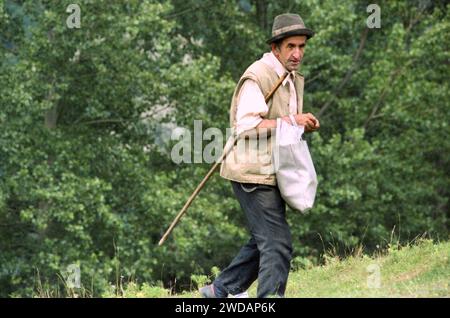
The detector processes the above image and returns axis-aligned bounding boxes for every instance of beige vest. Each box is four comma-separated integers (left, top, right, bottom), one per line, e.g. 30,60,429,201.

220,60,304,185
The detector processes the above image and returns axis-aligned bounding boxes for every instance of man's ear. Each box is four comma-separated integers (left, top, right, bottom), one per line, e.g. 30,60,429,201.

271,43,279,55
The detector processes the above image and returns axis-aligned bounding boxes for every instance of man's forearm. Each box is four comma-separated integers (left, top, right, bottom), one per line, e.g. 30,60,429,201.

256,113,319,133
242,116,291,138
256,116,291,130
240,114,318,138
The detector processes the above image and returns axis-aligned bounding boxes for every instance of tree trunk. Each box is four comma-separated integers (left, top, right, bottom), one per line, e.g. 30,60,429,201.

254,0,269,33
45,105,59,129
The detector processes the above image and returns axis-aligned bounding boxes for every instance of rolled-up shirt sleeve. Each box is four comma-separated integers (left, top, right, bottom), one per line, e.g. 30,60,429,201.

235,79,268,136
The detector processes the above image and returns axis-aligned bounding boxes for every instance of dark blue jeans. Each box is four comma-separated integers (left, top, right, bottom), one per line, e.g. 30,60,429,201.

213,181,293,298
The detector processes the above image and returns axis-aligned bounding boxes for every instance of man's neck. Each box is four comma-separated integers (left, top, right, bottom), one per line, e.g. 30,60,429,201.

264,52,289,77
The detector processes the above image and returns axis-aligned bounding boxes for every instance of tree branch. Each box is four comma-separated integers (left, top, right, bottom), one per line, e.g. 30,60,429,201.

80,118,129,125
363,61,414,129
317,27,369,117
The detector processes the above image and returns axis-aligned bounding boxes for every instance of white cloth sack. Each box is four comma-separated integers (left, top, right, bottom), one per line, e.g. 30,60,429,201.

273,114,318,213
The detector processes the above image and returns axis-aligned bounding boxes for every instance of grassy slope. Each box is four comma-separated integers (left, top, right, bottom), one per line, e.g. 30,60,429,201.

282,240,449,297
70,239,448,298
169,239,449,298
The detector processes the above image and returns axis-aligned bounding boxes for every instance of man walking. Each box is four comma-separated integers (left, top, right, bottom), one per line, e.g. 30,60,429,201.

200,13,320,298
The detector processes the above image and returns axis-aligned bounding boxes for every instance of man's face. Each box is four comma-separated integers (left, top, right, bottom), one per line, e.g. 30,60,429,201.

272,35,307,71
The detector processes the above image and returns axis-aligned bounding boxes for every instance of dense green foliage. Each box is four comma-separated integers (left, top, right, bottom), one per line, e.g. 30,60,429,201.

0,0,448,297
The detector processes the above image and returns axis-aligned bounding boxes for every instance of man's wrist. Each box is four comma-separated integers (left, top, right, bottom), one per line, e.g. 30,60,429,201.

281,115,293,125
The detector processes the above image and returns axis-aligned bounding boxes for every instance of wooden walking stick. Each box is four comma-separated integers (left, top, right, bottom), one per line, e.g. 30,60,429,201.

158,72,289,246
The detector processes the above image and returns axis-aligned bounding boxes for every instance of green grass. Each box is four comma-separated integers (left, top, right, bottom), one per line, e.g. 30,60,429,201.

120,239,450,298
282,239,449,297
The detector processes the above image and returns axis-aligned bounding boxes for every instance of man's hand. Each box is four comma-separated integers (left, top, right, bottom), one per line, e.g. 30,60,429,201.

293,113,320,132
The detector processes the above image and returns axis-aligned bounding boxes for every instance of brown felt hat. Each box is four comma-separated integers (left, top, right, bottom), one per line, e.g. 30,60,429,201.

267,13,314,44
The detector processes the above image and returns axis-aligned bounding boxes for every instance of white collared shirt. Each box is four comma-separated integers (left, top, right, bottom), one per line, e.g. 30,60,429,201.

235,52,297,135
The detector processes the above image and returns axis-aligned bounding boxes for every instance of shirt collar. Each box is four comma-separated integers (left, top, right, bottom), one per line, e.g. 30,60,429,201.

261,52,296,86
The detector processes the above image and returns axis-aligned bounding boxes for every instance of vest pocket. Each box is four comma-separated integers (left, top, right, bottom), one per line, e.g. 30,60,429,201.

240,183,258,193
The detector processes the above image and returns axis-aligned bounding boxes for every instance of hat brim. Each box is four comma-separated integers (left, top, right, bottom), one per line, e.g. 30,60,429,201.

266,28,314,44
